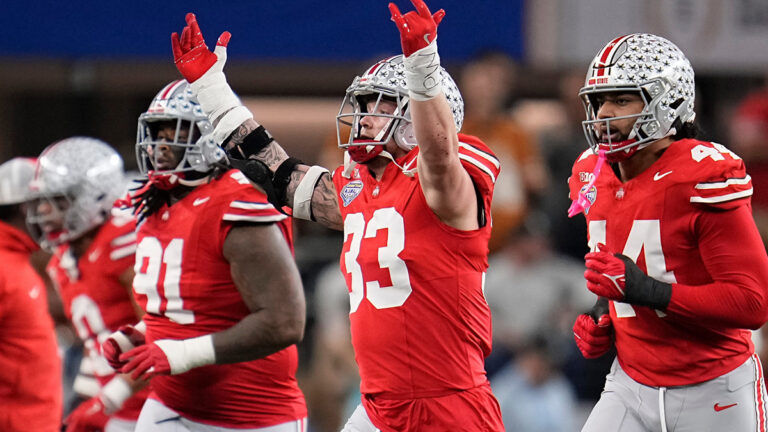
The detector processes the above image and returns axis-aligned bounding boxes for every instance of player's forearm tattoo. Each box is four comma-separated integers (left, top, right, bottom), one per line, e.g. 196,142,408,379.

285,166,306,205
228,119,259,147
285,166,342,230
310,174,344,231
254,145,289,172
216,112,341,229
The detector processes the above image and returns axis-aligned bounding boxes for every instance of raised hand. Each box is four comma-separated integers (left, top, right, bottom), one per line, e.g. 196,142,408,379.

170,13,253,144
102,323,147,371
573,313,613,359
388,0,445,57
171,13,231,84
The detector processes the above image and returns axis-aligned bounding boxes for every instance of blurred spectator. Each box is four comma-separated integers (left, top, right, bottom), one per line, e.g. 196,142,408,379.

0,158,62,432
483,215,594,373
730,88,768,240
490,334,579,432
482,213,609,424
537,68,591,260
459,50,549,252
729,87,768,370
301,263,360,432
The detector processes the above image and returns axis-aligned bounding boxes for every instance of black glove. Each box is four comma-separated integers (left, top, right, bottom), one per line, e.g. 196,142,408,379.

584,247,672,310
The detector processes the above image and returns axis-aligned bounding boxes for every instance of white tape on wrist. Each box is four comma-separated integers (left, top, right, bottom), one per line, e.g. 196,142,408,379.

293,165,330,220
108,320,146,352
99,376,133,414
213,106,254,144
403,40,442,101
155,335,216,375
134,320,146,334
109,330,134,353
194,79,245,122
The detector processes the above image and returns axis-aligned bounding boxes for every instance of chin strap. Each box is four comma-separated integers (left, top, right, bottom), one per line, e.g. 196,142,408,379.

342,151,357,179
176,175,211,187
342,148,418,179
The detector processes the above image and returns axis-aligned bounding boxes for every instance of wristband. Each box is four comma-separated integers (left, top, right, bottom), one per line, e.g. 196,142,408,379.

155,335,216,375
99,376,133,414
403,40,442,101
293,165,330,221
272,157,302,207
109,321,146,352
134,321,146,334
109,330,135,353
618,255,673,310
228,125,274,159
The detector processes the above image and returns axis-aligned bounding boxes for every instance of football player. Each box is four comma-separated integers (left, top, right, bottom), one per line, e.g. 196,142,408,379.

27,138,150,432
113,80,307,431
569,33,768,431
0,158,62,432
169,0,504,430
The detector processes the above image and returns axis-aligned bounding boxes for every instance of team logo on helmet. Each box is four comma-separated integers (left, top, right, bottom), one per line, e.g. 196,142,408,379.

136,80,223,184
27,137,126,250
579,33,695,161
336,55,463,162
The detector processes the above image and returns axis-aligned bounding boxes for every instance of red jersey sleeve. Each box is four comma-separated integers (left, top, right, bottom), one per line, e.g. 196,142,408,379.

687,141,753,210
457,134,500,224
96,215,137,277
457,134,500,197
216,170,288,248
667,197,768,329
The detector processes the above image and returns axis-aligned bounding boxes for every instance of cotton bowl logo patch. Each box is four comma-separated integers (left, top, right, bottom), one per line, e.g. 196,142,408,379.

579,184,597,214
340,180,364,207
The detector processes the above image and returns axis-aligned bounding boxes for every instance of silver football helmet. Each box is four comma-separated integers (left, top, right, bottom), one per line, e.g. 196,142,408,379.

27,137,126,249
136,80,223,179
579,33,696,161
0,157,36,205
336,55,464,163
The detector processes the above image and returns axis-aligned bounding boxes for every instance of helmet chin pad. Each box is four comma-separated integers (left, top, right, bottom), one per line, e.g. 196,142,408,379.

347,140,385,163
148,172,180,190
599,138,639,162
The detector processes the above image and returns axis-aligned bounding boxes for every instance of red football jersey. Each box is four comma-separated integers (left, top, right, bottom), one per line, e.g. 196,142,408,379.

569,138,760,386
133,169,305,428
0,222,62,432
333,134,499,399
47,213,148,420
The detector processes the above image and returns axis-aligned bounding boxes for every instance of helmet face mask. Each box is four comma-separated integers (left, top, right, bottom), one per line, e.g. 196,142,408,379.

26,194,71,247
336,55,464,163
27,137,126,250
337,89,409,163
136,80,222,179
579,34,696,161
580,87,659,162
137,116,201,174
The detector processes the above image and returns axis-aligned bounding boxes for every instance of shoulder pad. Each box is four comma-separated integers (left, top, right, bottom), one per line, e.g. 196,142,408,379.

569,149,599,200
679,140,752,209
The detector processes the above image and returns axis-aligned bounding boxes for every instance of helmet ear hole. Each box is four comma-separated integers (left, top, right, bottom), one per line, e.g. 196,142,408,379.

394,121,417,151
